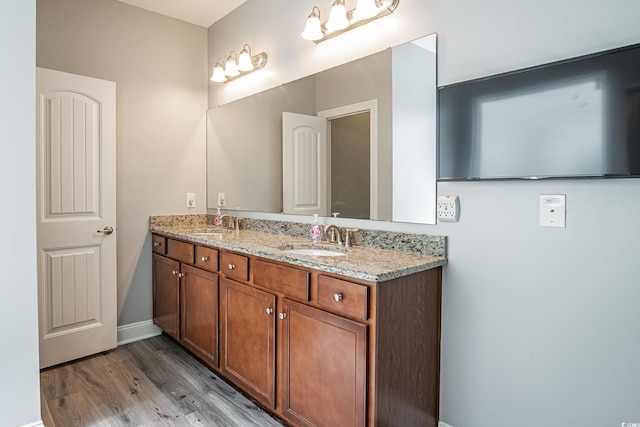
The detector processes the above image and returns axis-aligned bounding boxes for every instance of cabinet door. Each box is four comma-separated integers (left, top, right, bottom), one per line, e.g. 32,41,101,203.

220,277,276,408
181,264,218,368
152,254,180,340
282,299,367,427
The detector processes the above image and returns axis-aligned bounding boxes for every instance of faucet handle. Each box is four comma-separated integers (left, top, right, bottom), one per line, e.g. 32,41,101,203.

344,228,359,247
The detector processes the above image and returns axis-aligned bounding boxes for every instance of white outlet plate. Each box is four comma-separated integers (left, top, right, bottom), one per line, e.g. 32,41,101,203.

539,194,566,227
217,192,226,207
437,195,460,222
186,192,195,208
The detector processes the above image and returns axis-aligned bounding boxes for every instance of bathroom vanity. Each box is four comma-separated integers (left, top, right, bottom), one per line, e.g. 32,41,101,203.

150,216,446,427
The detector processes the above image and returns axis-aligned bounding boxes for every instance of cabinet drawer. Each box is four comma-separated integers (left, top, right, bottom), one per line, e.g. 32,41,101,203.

195,245,219,272
253,260,310,301
220,251,249,281
152,235,166,255
167,239,194,264
317,275,368,320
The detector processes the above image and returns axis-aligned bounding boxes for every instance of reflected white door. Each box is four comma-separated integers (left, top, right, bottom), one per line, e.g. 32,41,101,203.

36,67,117,369
282,112,327,216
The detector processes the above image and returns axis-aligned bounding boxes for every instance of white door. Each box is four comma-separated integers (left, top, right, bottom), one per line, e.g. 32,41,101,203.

36,67,117,369
282,112,328,216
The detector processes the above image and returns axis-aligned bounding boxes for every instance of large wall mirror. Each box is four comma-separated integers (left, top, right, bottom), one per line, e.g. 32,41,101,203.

207,33,437,224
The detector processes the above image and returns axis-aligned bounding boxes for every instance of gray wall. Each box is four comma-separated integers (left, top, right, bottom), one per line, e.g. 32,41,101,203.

0,1,41,426
207,77,316,212
37,0,208,326
209,1,640,426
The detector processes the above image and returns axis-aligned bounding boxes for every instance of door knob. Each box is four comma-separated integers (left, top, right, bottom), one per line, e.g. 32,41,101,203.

97,226,114,235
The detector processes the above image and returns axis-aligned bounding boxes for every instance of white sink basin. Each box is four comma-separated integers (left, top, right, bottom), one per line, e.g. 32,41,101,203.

283,248,346,257
280,244,346,257
191,228,232,236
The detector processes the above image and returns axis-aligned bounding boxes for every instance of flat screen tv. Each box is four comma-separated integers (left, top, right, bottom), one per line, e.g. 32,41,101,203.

437,43,640,180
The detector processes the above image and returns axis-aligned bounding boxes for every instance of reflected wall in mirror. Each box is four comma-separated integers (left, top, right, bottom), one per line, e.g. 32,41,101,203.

207,33,437,224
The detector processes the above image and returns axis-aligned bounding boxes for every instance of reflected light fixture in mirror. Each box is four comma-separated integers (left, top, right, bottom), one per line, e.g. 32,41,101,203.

210,44,268,83
301,0,399,43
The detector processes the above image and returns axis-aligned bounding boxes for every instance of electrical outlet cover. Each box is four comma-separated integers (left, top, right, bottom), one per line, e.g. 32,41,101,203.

437,195,460,222
539,194,566,227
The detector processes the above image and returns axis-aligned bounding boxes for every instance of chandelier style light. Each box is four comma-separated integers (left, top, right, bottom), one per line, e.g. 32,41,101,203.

301,0,399,43
210,44,267,83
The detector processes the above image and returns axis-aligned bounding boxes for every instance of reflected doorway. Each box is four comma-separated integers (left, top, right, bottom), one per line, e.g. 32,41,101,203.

329,113,370,219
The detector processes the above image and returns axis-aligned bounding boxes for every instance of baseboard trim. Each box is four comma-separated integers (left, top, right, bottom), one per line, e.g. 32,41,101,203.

117,320,162,345
439,422,454,427
22,421,44,427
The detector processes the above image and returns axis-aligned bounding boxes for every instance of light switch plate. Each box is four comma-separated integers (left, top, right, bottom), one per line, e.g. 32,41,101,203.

186,193,196,208
539,194,565,227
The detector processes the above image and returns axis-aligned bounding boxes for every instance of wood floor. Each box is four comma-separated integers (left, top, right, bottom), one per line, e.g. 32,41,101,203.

40,334,285,427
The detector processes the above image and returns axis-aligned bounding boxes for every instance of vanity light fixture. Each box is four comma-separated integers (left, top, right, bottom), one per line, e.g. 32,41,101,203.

210,44,268,83
301,0,399,43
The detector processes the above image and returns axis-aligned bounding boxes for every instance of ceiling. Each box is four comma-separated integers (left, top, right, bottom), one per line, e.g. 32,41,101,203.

116,0,247,28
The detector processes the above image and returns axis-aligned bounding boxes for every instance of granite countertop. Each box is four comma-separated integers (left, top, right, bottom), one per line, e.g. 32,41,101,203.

150,224,447,282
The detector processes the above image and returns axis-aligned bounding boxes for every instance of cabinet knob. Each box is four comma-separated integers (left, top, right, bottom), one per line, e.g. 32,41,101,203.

178,273,185,278
201,256,209,262
333,293,343,302
278,312,287,320
153,242,161,247
228,263,235,270
172,270,178,275
265,308,274,315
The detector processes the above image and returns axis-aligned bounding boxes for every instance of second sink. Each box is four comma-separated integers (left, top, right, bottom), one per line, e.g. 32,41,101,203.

279,243,347,257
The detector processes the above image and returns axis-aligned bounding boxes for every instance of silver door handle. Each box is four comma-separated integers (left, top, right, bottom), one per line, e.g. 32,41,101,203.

97,226,114,235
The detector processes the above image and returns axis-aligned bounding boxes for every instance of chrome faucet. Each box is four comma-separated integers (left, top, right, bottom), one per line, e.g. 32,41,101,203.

323,224,343,245
218,214,238,229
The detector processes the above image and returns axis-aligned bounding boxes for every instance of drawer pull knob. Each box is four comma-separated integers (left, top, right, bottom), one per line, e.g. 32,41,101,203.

153,242,161,247
333,293,343,302
201,256,209,262
178,273,185,278
278,312,287,320
265,308,274,315
228,264,235,270
172,270,178,275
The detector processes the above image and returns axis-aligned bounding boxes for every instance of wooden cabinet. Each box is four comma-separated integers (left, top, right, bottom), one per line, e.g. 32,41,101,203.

153,239,218,369
151,233,442,427
152,254,180,340
219,277,276,408
282,299,367,427
180,264,218,367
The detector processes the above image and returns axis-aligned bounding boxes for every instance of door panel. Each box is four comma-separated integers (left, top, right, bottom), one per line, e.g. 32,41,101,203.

220,277,276,408
283,112,327,216
44,247,100,333
153,254,180,341
283,299,367,427
37,67,117,368
181,264,218,368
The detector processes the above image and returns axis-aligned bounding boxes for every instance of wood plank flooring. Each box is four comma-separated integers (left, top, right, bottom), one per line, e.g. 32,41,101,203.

40,334,285,427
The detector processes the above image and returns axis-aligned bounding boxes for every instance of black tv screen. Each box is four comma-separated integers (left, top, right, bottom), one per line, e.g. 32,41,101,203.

438,43,640,180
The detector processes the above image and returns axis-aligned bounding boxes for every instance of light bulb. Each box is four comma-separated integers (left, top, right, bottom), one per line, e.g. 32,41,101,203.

353,0,380,20
326,0,349,31
301,7,323,41
210,61,226,82
224,53,239,77
237,45,253,72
